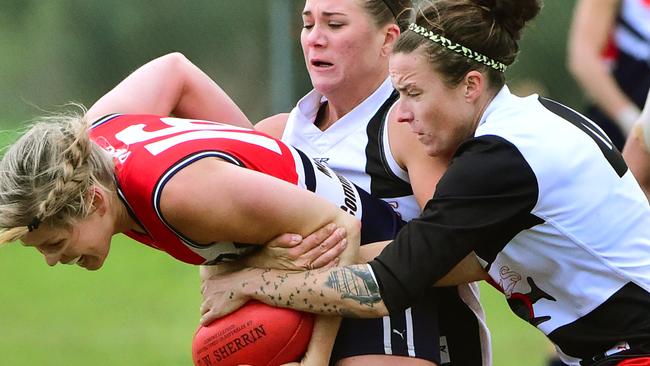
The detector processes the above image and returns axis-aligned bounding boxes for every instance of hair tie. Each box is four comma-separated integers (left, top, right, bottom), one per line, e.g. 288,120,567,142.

27,216,41,232
407,23,507,73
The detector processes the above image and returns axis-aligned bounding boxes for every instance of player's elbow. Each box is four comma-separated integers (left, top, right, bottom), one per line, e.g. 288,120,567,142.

566,51,585,82
157,52,190,67
154,52,194,84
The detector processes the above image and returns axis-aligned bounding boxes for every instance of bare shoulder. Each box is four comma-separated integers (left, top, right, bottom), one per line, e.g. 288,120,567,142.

157,158,231,241
255,113,289,138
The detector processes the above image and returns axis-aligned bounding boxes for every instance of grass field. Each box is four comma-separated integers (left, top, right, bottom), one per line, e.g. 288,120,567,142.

0,234,553,365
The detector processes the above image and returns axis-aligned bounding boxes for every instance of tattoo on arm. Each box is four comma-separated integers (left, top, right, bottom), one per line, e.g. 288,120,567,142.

249,265,384,317
324,265,382,306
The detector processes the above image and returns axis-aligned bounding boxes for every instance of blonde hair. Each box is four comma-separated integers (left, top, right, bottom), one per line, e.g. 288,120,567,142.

0,106,115,244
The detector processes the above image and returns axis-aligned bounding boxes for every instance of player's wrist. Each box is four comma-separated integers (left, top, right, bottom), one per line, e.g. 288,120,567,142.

239,267,266,301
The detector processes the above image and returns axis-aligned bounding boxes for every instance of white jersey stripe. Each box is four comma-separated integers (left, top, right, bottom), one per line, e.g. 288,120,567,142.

405,307,415,357
383,316,393,355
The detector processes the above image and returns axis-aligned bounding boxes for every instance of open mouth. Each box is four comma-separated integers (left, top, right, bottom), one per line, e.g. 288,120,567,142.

62,256,82,265
311,59,333,68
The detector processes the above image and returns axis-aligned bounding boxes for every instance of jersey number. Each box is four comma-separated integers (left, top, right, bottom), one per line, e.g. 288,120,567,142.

114,117,282,155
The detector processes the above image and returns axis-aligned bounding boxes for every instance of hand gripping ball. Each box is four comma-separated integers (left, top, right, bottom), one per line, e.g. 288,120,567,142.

192,301,314,366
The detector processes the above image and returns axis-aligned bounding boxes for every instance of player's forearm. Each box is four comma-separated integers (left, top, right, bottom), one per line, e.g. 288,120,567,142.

241,265,389,319
303,316,341,366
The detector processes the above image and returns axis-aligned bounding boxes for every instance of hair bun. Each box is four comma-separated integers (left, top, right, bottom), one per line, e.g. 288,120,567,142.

476,0,542,40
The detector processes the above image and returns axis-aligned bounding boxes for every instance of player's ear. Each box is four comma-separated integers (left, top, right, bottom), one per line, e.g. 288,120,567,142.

463,70,485,103
88,185,108,216
381,23,400,57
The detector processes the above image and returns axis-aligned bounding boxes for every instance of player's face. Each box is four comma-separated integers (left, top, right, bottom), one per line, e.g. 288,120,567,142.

390,50,478,157
301,0,390,96
21,209,114,271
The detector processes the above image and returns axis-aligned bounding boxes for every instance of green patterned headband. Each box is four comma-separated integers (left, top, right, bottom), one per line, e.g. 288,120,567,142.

407,23,507,73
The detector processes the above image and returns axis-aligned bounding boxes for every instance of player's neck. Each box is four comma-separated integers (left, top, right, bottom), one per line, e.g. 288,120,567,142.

316,76,387,130
112,194,146,235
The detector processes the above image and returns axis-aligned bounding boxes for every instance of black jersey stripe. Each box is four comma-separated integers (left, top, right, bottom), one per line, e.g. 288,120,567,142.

618,15,649,44
364,90,414,197
539,97,628,177
296,148,317,192
90,113,121,129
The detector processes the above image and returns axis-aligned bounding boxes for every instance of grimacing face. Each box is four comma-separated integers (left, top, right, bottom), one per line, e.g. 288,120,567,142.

389,50,479,157
21,208,114,271
301,0,392,96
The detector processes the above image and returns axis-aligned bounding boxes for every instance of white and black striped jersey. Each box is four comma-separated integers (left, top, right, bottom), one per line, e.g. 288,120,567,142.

282,77,420,221
609,0,650,109
370,86,650,366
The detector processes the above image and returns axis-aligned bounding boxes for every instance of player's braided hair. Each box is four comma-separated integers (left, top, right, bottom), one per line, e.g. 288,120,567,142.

0,105,115,244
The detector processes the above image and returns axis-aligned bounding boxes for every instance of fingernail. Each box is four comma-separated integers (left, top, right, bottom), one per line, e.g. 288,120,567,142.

291,234,302,243
341,239,347,248
335,228,346,237
327,223,337,231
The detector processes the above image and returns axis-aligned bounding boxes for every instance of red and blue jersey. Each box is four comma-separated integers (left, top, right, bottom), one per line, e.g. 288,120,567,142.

90,114,403,265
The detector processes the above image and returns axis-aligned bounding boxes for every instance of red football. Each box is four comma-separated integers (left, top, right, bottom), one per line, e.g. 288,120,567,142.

192,301,314,366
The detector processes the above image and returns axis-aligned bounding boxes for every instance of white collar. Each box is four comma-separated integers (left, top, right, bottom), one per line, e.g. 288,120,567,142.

294,77,394,129
478,85,520,127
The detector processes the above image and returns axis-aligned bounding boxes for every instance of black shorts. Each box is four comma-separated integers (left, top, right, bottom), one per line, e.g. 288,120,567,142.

330,286,484,365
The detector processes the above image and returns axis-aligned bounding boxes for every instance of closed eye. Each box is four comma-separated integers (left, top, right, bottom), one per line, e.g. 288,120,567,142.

39,240,64,254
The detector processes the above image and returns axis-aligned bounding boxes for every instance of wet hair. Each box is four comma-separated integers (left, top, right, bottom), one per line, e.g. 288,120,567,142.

393,0,542,88
0,106,115,244
363,0,414,31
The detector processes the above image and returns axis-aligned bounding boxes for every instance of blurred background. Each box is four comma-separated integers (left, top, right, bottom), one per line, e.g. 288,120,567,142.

0,0,579,365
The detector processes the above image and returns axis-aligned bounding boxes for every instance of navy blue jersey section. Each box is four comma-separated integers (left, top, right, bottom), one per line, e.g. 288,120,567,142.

355,183,406,244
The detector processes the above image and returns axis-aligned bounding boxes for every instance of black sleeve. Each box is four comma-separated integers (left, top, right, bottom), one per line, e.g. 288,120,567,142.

369,135,543,314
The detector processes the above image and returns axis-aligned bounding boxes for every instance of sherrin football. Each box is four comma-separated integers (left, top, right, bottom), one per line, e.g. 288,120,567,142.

192,301,314,366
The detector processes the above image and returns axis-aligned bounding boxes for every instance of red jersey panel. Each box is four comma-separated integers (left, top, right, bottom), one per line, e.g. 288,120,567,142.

89,114,404,265
89,114,302,264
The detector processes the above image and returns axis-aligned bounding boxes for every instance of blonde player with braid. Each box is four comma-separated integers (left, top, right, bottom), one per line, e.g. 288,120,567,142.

0,104,416,365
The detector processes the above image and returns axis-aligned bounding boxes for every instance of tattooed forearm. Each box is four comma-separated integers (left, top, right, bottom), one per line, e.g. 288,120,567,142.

245,265,388,318
324,265,382,306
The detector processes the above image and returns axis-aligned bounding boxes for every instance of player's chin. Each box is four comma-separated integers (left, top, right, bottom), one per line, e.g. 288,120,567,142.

80,256,104,271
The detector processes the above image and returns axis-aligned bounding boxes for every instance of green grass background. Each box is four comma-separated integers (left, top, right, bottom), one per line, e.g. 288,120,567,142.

0,234,553,366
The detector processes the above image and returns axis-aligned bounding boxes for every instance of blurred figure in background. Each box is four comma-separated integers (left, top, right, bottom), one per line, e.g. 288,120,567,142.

567,0,650,151
623,89,650,199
